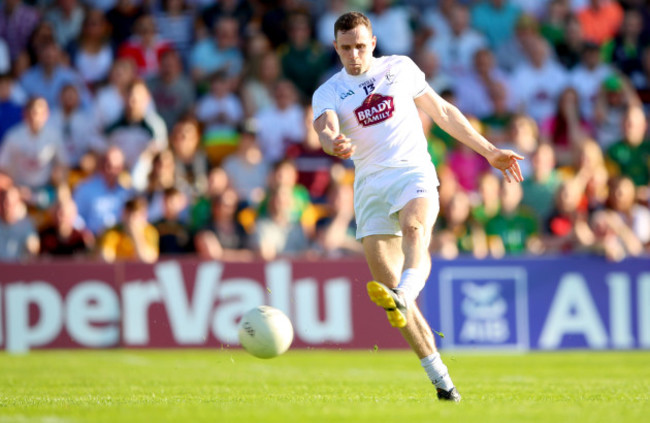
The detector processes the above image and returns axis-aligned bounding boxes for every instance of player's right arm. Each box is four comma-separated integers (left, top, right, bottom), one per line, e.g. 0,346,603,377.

313,110,355,160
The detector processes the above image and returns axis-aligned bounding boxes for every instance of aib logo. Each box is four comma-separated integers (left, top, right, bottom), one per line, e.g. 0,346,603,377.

354,93,395,127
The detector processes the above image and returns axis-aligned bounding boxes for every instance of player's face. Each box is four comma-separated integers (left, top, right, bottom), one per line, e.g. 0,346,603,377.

334,25,376,76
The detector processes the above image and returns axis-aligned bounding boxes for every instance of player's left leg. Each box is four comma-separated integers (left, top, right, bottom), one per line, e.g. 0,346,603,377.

362,234,460,402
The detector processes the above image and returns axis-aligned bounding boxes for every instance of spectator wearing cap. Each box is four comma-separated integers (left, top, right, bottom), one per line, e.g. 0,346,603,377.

593,73,642,148
471,0,522,50
576,0,623,46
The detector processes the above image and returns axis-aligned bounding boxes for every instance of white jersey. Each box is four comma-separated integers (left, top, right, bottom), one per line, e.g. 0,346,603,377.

312,55,436,182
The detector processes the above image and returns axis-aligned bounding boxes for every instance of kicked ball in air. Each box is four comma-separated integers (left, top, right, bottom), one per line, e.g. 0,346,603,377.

238,306,294,359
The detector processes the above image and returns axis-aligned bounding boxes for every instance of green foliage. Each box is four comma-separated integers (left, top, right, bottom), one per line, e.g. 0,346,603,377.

0,350,648,423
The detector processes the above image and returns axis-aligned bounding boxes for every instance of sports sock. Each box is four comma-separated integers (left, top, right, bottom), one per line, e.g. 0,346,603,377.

396,268,426,304
420,352,454,391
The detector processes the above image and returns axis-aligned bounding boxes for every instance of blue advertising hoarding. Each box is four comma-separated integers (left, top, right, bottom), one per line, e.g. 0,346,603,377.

421,256,650,350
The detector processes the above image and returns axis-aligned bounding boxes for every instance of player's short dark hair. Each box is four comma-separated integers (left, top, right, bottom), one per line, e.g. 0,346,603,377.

334,12,372,38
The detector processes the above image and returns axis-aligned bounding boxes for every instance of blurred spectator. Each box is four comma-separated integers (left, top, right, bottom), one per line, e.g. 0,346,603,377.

94,58,137,130
486,179,541,257
73,146,133,235
153,0,195,61
602,8,648,78
0,184,39,262
512,0,552,19
312,181,363,258
45,0,84,50
196,71,244,163
190,16,243,84
447,137,491,193
543,180,592,253
253,185,309,261
258,158,311,225
471,0,522,50
189,166,230,231
147,48,195,130
117,14,174,78
316,0,348,48
0,97,68,197
194,188,254,261
606,107,650,187
68,9,114,88
105,79,168,188
481,81,516,144
0,0,41,60
587,208,643,261
495,13,539,73
49,84,106,171
143,149,184,223
540,0,572,48
510,36,569,123
106,0,144,49
255,80,306,164
554,15,586,70
570,42,615,121
607,176,650,248
427,4,487,76
39,190,94,257
241,51,282,117
540,87,593,165
501,114,539,177
222,124,269,208
471,172,501,226
98,196,159,263
201,0,253,36
0,73,23,142
169,117,209,198
630,45,650,109
285,104,341,202
576,0,624,45
19,40,92,110
454,48,511,119
415,49,453,94
278,12,329,99
521,144,562,224
366,0,414,55
22,20,56,71
422,0,456,41
593,74,642,148
432,190,488,259
153,186,193,255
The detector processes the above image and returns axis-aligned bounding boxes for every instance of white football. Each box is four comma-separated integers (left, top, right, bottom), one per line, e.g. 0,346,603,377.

238,306,294,359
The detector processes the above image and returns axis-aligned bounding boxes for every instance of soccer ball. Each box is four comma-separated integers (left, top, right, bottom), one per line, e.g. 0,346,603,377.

238,306,294,359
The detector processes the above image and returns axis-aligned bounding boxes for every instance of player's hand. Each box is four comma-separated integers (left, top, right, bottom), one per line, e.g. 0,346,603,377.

332,134,355,159
487,149,524,183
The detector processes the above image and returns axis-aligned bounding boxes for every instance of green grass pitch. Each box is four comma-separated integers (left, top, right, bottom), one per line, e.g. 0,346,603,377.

0,349,648,423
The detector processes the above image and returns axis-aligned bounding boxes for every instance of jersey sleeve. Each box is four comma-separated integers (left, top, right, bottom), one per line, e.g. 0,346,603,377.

401,56,429,98
312,84,336,122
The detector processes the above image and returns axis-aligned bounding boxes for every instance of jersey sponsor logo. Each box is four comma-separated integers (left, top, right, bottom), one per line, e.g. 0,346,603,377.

339,89,355,100
385,68,396,84
354,93,395,127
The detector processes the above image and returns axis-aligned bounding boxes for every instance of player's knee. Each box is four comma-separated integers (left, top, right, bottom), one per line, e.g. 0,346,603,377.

402,220,426,241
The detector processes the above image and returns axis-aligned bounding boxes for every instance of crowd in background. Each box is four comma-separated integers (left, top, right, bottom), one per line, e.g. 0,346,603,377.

0,0,649,264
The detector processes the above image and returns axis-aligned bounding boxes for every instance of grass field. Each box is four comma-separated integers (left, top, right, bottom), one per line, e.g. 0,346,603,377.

0,349,648,423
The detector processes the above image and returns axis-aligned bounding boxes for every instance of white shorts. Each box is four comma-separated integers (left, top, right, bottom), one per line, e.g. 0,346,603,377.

354,164,440,240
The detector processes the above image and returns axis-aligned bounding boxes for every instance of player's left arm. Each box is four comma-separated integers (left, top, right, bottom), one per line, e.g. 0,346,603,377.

414,87,524,182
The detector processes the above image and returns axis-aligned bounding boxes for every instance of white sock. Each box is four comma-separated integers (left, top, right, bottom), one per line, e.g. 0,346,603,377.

396,268,426,304
420,352,454,391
